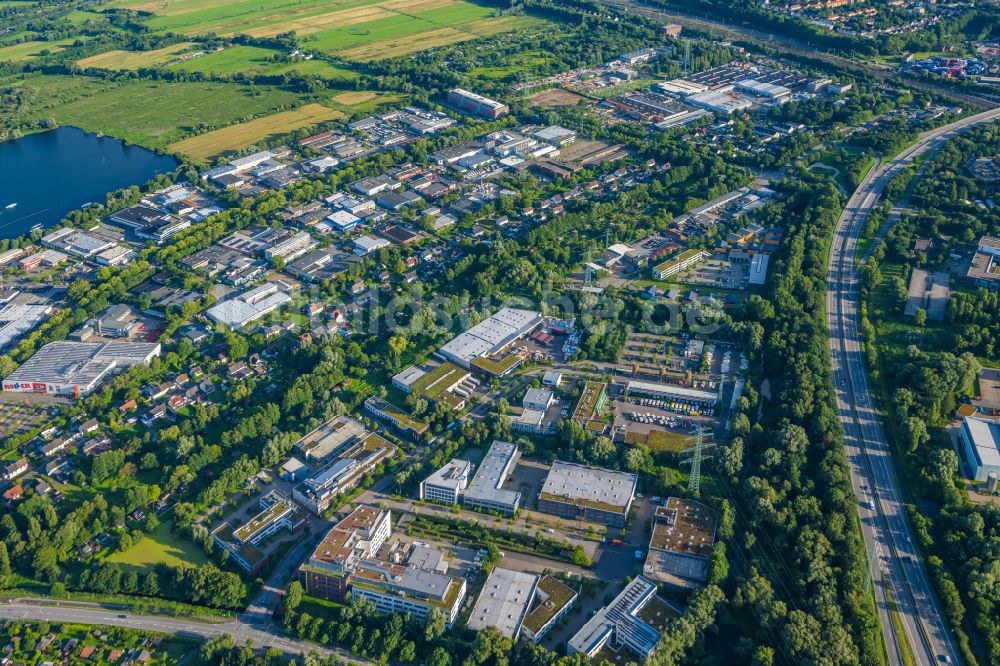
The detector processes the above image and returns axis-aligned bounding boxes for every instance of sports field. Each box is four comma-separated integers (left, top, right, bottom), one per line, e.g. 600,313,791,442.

107,520,210,573
167,102,343,160
110,0,546,61
9,75,301,148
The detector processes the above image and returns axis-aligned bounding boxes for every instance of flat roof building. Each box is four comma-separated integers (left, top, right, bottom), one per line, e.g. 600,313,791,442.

538,461,637,527
2,341,161,397
685,89,753,115
205,283,291,329
523,387,554,411
211,491,304,574
568,576,661,659
299,505,392,600
468,568,539,639
463,440,521,515
967,236,1000,289
0,302,53,352
643,498,717,588
293,434,396,515
295,415,369,462
960,416,1000,482
625,380,718,406
447,89,510,119
520,575,578,643
439,308,541,368
420,459,473,505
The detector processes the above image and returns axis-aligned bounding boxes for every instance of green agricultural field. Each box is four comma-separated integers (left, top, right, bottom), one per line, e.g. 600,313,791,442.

110,0,548,61
107,520,210,573
0,38,79,62
168,45,358,80
8,74,301,149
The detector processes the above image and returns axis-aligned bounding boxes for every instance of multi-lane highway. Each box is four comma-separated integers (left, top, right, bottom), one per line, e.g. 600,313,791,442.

827,107,1000,665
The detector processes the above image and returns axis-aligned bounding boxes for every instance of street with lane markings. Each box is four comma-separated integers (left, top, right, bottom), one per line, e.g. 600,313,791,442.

826,106,1000,665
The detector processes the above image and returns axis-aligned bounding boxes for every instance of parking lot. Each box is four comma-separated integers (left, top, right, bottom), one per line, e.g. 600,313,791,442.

0,400,57,442
684,258,747,289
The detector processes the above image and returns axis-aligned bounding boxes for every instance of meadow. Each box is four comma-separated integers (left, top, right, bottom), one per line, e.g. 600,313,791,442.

76,42,197,69
107,520,210,573
166,102,343,160
0,38,79,62
167,46,359,80
79,43,359,80
7,75,302,148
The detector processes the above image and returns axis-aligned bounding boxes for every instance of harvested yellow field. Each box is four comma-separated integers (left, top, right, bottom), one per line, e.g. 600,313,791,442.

239,5,395,38
167,103,343,161
338,26,466,61
77,42,195,69
331,91,377,106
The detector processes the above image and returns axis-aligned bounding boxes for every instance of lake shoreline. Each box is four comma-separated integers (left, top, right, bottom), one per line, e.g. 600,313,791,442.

0,127,178,240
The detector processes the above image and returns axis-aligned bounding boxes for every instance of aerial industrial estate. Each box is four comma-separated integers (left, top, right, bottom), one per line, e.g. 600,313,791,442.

3,0,1000,664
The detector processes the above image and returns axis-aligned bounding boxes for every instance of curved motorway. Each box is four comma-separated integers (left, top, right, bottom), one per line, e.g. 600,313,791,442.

827,107,1000,665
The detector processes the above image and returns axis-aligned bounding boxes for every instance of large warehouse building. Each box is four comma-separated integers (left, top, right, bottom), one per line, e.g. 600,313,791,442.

959,416,1000,482
2,341,161,397
438,308,541,368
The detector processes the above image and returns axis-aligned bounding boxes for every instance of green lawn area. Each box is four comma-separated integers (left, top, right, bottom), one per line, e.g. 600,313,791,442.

169,45,358,80
871,262,958,354
6,74,302,148
107,520,210,573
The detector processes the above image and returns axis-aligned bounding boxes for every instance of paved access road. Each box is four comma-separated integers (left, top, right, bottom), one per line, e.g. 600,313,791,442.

827,107,1000,665
0,598,369,663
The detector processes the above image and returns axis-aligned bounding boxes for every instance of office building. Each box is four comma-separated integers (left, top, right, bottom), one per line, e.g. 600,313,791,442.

2,341,160,397
652,249,709,280
293,430,397,514
511,408,545,433
520,576,578,643
523,388,554,411
447,89,509,119
568,577,662,659
462,440,521,515
537,461,637,527
643,498,717,587
300,505,392,600
468,568,539,639
967,236,1000,290
420,459,473,504
351,563,467,626
211,491,304,574
300,504,467,625
95,304,142,339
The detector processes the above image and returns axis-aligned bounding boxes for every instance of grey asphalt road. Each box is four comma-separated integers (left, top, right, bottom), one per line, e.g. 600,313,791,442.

0,599,369,663
826,107,1000,666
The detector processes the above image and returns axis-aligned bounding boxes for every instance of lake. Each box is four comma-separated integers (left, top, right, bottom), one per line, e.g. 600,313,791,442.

0,127,178,239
